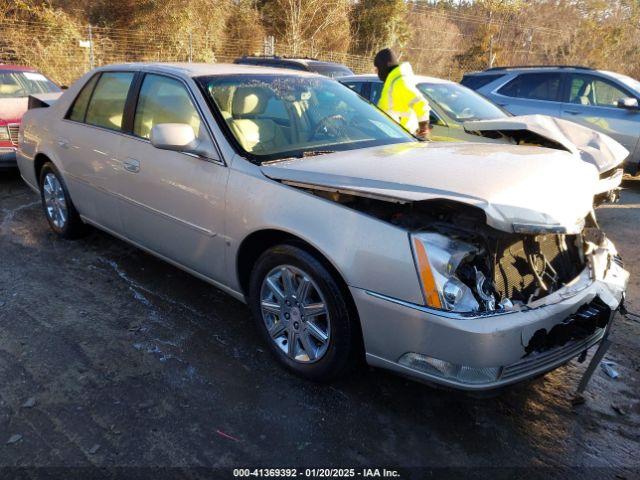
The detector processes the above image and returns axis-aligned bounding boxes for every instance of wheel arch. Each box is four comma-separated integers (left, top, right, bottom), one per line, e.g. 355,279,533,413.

34,152,52,186
236,228,365,358
236,229,347,297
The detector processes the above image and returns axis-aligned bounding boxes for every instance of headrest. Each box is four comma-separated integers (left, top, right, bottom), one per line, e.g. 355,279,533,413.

232,86,272,116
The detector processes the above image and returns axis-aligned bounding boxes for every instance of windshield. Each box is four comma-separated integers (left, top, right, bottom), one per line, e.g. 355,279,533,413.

0,71,60,98
199,75,414,162
417,82,506,122
309,64,354,78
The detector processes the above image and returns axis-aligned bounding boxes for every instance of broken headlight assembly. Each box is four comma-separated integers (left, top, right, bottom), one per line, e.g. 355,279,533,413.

411,232,498,313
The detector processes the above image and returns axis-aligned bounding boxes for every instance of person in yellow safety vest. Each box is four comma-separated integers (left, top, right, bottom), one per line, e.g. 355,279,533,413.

374,48,431,139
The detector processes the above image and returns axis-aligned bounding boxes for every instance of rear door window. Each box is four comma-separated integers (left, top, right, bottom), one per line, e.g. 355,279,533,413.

85,72,135,131
498,73,562,102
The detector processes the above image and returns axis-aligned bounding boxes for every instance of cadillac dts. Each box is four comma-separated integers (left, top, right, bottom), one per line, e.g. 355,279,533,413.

16,63,629,390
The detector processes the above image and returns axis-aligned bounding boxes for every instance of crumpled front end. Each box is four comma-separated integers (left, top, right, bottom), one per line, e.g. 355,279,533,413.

464,114,628,203
354,223,628,390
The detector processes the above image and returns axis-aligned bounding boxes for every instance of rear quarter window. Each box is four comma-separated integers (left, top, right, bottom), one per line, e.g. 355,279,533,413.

67,74,99,122
460,74,505,90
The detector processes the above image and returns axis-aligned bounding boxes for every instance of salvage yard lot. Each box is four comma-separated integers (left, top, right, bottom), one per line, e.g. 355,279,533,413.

0,170,639,475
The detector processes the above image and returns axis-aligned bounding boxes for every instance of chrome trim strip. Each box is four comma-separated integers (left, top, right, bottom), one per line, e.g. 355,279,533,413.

364,290,515,320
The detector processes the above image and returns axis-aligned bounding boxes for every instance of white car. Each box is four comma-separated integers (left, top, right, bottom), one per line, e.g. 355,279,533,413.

16,63,628,390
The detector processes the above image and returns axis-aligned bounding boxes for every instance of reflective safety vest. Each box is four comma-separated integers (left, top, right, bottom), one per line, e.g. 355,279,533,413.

377,62,430,134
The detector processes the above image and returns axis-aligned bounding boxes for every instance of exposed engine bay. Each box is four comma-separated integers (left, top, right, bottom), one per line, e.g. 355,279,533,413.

289,184,601,312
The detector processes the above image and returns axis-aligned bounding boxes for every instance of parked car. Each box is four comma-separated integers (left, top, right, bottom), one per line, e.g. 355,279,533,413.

0,65,61,169
17,63,628,391
234,55,353,78
339,73,509,142
461,66,640,175
341,73,626,204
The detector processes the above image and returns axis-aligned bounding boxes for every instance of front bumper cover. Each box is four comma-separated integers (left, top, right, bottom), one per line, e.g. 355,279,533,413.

353,242,628,391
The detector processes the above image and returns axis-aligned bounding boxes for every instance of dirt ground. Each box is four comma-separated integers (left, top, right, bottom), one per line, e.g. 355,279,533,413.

0,170,638,479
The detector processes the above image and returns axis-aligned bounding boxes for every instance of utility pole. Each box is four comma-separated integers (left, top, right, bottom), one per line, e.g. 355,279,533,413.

488,34,494,69
88,25,95,69
188,32,193,63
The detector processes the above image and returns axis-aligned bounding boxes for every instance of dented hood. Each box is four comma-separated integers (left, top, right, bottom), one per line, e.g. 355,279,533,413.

261,142,598,234
463,114,628,173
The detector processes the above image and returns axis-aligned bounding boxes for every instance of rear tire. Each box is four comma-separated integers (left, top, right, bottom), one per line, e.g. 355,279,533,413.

39,162,87,239
249,244,359,382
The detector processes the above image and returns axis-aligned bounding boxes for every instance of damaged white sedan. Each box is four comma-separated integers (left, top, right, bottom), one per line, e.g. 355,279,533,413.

17,63,629,390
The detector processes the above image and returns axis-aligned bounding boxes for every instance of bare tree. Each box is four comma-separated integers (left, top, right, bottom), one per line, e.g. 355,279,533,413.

264,0,351,56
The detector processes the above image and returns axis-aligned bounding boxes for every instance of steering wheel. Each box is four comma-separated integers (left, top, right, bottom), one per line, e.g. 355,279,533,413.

310,114,348,141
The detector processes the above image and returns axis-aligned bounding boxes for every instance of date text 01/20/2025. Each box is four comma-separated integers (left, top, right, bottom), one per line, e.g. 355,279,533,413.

233,468,401,477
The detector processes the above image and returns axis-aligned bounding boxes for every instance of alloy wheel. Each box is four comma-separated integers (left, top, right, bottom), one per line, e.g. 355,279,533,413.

42,172,68,229
260,265,331,363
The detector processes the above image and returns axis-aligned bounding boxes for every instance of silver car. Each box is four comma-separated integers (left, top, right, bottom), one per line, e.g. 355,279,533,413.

461,66,640,175
16,63,628,391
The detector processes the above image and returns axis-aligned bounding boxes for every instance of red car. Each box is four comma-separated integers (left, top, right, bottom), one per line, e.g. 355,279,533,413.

1,65,60,169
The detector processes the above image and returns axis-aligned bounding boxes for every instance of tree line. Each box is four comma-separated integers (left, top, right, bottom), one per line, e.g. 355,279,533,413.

1,0,639,82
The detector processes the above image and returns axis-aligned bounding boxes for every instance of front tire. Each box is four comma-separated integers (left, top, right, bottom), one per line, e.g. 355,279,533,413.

39,162,86,239
249,244,359,382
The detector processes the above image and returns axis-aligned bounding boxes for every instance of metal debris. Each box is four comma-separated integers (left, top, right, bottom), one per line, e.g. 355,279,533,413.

22,397,36,408
601,360,620,379
6,434,22,445
88,444,101,454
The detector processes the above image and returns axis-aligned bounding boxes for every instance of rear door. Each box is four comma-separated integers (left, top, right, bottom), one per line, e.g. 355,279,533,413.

115,72,229,281
492,72,563,117
57,71,136,232
560,73,640,154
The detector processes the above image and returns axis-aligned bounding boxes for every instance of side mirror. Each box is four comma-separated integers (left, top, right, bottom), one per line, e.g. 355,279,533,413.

617,97,639,109
150,123,197,152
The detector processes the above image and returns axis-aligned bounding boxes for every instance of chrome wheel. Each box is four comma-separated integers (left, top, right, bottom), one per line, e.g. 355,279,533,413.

42,172,68,229
260,265,331,363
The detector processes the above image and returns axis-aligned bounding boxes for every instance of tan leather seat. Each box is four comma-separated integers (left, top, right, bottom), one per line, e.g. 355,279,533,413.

228,87,288,153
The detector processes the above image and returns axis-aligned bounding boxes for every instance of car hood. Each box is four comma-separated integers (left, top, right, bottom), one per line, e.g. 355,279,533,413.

463,114,629,173
260,142,598,234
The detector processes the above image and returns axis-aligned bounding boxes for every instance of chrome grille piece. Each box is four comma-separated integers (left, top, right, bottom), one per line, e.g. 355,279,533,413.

7,123,19,146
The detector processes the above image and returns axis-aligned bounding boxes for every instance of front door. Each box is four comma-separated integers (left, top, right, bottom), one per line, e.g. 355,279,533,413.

560,73,640,154
115,73,228,281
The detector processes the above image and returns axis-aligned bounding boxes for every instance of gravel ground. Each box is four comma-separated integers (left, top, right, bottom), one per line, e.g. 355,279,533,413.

0,170,638,479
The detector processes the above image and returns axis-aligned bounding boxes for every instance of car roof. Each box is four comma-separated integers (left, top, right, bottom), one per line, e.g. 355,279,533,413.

465,65,595,76
0,64,37,72
338,73,454,85
94,62,322,78
236,56,347,68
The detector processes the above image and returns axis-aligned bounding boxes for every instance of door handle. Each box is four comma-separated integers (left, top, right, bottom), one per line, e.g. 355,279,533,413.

564,109,581,115
123,158,140,173
57,137,70,149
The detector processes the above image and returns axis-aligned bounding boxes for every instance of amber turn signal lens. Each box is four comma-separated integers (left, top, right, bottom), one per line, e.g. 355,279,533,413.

413,238,442,308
